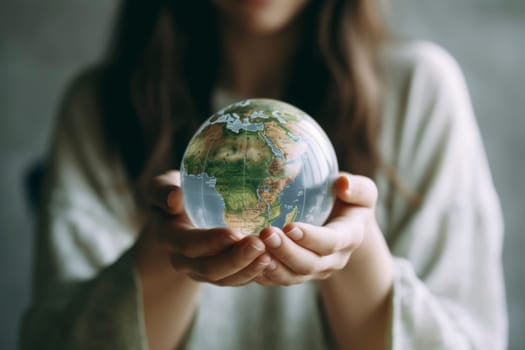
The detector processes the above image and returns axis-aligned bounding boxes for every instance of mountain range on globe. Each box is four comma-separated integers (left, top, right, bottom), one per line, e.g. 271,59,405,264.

181,99,338,236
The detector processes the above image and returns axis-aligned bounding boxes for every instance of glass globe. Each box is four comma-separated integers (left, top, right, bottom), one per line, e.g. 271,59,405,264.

181,99,338,236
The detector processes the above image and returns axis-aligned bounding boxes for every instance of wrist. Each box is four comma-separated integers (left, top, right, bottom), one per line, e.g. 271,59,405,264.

318,219,393,349
320,218,392,300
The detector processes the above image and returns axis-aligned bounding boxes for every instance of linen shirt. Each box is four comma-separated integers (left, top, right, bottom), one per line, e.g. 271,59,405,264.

20,41,507,349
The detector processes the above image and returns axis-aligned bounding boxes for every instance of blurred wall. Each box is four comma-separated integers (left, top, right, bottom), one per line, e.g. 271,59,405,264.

0,0,523,349
0,1,119,349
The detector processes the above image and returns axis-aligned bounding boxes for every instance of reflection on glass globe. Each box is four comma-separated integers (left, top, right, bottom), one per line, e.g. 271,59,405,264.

181,99,339,236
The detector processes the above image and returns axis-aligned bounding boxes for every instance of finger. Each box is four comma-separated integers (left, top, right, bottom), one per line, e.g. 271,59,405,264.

148,171,183,214
259,227,339,276
282,208,366,256
213,254,272,286
161,222,244,258
254,275,278,287
261,258,311,286
335,172,378,208
170,235,266,282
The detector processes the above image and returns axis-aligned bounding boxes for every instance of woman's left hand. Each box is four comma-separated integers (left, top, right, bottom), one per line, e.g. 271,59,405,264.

255,172,378,286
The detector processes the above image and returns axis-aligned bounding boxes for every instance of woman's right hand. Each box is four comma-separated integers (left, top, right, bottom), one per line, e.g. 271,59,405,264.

135,170,272,287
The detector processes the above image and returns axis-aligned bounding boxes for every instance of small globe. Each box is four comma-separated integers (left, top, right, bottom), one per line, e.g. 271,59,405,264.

181,99,339,236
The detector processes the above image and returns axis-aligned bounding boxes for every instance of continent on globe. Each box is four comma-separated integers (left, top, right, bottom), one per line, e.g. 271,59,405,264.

181,99,338,236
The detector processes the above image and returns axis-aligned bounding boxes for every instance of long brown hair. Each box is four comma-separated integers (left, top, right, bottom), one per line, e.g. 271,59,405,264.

100,0,388,193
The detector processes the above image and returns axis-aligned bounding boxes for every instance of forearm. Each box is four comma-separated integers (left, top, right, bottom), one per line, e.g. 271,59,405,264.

135,230,200,350
319,220,393,350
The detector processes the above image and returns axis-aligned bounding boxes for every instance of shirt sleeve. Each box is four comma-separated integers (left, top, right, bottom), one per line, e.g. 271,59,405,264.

380,42,507,350
20,71,148,350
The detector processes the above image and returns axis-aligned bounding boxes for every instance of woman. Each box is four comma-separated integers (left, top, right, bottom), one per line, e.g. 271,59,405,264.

21,0,507,349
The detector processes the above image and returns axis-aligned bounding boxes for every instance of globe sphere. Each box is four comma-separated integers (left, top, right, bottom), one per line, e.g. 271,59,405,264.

181,99,338,236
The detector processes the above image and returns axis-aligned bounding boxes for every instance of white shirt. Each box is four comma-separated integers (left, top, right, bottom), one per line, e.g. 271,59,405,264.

21,41,507,349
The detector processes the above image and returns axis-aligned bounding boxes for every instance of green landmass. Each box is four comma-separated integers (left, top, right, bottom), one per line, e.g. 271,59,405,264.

285,206,299,226
184,128,276,215
183,101,305,231
220,187,258,212
269,200,281,222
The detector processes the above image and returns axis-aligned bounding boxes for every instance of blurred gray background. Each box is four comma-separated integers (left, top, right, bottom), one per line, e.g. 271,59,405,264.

0,0,523,349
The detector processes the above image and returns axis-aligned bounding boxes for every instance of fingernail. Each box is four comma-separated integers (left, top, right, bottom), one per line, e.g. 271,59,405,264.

285,227,303,240
228,230,245,242
222,230,243,245
230,230,245,240
266,260,278,271
258,255,271,266
263,232,282,249
223,234,237,245
166,188,179,210
244,240,265,258
345,176,352,195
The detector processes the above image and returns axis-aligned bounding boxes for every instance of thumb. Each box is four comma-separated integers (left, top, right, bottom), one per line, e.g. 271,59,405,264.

148,170,184,214
334,172,378,208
